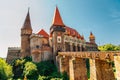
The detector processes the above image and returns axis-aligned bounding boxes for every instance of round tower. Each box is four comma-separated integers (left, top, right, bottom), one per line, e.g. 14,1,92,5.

21,9,32,58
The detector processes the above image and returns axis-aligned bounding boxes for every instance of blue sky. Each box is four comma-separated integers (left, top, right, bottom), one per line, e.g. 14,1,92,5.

0,0,120,58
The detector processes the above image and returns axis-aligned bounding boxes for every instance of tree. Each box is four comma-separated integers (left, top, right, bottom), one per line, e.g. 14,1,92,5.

0,58,13,79
36,60,58,76
98,44,120,51
11,58,25,79
11,56,33,79
23,62,38,79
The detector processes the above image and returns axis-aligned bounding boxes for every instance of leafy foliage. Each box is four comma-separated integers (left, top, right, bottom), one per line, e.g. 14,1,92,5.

36,60,58,76
0,58,13,79
35,60,69,80
98,44,120,51
0,56,69,80
23,62,38,79
11,58,25,79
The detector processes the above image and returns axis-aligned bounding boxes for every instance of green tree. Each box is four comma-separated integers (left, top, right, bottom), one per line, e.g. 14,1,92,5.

36,60,58,76
98,44,120,51
11,56,33,79
0,58,13,79
23,62,38,79
11,58,25,79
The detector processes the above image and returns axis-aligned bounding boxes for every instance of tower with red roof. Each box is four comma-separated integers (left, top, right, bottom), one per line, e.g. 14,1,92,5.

50,6,66,62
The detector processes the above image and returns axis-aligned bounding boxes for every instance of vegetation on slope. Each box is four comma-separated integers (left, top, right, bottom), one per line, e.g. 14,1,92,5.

0,57,69,80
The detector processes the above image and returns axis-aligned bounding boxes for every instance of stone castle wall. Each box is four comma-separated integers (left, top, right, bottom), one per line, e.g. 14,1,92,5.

6,47,21,63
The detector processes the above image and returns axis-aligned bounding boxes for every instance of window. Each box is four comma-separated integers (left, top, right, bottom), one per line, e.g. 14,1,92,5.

36,45,39,49
57,36,61,43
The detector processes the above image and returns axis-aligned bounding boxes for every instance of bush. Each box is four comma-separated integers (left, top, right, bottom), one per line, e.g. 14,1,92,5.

0,58,13,79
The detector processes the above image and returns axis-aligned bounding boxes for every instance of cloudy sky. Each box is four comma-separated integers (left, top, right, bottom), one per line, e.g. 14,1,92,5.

0,0,120,58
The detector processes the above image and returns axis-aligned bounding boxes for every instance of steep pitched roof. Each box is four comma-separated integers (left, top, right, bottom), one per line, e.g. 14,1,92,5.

22,9,32,30
37,29,49,38
52,6,64,26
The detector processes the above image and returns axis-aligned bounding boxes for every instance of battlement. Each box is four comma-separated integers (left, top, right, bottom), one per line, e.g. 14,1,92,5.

30,33,44,38
8,47,21,50
7,47,21,63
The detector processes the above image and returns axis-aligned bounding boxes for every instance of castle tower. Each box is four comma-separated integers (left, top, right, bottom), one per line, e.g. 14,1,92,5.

21,9,32,58
50,6,65,62
89,32,95,44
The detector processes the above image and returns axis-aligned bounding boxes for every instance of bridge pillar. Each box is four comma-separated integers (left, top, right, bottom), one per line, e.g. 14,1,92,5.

114,56,120,80
90,59,97,80
58,56,69,75
74,58,88,80
94,60,115,80
69,57,75,80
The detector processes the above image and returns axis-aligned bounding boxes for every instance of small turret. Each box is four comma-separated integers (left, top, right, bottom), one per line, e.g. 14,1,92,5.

89,32,95,44
21,9,32,58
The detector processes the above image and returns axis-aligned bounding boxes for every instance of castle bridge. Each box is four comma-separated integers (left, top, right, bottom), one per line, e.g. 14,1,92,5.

57,51,120,80
58,51,120,61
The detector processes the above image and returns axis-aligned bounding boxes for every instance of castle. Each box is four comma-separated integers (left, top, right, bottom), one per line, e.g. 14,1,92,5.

6,7,98,63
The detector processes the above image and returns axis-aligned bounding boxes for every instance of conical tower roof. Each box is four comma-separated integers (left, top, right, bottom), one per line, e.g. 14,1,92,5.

22,9,32,30
52,6,64,26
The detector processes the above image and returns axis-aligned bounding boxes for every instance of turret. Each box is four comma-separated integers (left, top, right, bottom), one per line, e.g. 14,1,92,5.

89,32,95,44
21,9,32,58
50,6,65,62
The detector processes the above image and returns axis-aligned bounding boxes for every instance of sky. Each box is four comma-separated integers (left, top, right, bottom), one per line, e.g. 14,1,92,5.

0,0,120,58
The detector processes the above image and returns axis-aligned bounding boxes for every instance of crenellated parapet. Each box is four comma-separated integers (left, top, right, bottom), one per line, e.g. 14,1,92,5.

6,47,21,63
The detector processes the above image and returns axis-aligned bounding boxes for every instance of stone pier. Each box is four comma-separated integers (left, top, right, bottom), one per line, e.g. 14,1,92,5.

69,57,75,80
90,59,97,80
114,56,120,80
59,57,69,75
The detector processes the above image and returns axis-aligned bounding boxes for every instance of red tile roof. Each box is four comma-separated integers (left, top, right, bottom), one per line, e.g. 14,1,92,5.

65,26,81,39
52,6,64,26
37,29,49,38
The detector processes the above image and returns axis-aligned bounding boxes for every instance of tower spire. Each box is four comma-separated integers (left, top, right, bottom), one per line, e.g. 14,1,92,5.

22,8,32,30
52,6,64,26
